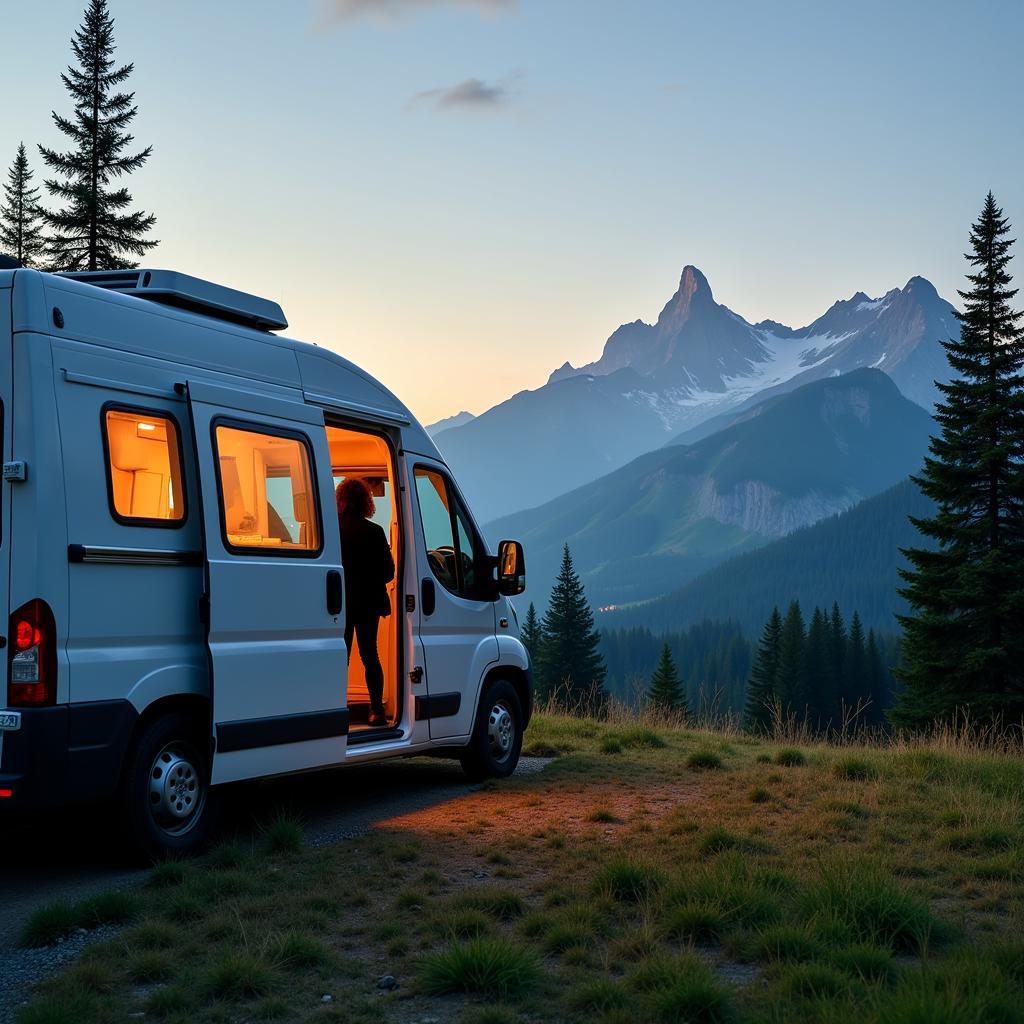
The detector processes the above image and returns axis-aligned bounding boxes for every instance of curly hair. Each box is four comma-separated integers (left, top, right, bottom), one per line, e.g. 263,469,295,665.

336,477,375,519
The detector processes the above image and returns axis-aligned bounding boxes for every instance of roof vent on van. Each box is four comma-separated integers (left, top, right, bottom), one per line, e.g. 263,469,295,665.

57,269,288,332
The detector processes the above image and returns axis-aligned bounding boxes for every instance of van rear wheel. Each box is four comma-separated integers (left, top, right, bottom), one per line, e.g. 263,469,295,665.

460,680,523,782
120,712,214,862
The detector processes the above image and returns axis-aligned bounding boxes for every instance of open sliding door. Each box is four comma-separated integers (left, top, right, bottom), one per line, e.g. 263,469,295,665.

184,380,348,785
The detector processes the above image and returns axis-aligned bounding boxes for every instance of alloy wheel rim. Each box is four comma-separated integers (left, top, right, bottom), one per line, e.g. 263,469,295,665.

148,743,205,836
487,702,515,763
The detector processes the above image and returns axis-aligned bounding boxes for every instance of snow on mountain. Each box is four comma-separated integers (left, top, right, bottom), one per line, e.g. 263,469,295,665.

435,265,957,522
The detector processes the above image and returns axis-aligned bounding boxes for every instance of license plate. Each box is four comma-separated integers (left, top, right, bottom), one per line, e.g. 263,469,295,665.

0,712,21,731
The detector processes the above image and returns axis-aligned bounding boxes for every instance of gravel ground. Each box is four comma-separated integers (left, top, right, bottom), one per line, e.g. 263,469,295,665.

0,754,551,1022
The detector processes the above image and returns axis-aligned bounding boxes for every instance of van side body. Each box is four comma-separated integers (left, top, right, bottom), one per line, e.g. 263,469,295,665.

0,268,531,852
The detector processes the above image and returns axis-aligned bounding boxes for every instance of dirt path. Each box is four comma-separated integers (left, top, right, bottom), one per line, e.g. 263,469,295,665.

0,756,551,952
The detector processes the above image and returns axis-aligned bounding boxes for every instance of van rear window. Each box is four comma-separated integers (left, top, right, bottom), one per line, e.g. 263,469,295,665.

214,424,320,554
103,409,186,524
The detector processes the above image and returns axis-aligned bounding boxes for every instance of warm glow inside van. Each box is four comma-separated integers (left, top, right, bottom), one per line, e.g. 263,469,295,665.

0,266,531,859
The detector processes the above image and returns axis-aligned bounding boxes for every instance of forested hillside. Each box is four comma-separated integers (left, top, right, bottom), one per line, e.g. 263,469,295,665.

606,479,935,637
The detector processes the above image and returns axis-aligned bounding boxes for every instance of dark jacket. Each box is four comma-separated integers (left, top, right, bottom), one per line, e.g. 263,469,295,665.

339,514,395,621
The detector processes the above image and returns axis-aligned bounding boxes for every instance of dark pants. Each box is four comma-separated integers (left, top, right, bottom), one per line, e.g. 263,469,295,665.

345,615,385,713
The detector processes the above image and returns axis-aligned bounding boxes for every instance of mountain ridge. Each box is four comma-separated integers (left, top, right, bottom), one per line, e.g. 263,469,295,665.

436,264,954,522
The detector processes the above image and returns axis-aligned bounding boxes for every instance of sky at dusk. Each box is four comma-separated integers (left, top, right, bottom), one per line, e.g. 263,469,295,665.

2,0,1022,424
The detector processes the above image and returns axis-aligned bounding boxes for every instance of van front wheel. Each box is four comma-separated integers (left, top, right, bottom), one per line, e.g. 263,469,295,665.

460,680,523,782
120,712,214,862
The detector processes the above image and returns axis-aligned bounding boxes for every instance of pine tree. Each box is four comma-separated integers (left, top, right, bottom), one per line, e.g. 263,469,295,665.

744,606,782,731
40,0,157,271
844,611,867,715
520,602,543,666
805,606,836,726
774,601,807,714
648,643,687,714
829,601,847,687
895,193,1024,727
0,144,47,267
865,629,887,725
536,544,606,709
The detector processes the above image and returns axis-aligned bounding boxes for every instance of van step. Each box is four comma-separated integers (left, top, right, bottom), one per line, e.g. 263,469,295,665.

348,727,403,747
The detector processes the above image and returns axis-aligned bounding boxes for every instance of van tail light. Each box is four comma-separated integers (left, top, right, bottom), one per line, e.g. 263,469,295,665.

7,599,57,707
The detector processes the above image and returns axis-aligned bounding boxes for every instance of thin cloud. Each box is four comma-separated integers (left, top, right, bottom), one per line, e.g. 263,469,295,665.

410,76,510,111
319,0,513,26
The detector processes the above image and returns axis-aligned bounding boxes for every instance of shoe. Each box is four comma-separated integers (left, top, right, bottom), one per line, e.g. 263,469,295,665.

368,709,386,727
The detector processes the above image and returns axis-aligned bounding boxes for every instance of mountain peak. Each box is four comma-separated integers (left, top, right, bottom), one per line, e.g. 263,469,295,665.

903,275,939,299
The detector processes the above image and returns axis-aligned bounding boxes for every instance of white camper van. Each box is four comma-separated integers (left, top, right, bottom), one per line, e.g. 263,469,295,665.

0,264,531,859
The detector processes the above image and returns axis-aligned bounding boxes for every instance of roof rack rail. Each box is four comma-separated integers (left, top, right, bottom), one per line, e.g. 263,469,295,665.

58,269,288,332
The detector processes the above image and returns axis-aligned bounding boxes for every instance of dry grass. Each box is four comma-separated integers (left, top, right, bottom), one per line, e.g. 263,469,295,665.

18,708,1024,1023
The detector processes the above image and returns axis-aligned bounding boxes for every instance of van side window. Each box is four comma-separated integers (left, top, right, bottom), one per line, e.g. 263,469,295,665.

214,424,321,554
103,408,186,524
414,467,478,597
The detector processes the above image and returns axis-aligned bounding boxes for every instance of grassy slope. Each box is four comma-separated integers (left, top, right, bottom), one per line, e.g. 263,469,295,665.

18,716,1024,1024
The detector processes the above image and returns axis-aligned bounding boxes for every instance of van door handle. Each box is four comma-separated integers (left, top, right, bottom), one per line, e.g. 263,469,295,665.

421,577,436,617
326,570,343,616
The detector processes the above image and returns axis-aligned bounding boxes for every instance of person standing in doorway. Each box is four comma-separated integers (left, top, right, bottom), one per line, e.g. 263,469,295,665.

336,478,395,726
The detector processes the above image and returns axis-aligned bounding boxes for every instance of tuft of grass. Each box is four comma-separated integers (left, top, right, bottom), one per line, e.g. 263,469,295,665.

261,813,304,854
127,950,176,983
599,735,623,755
567,977,628,1012
145,984,193,1017
830,942,894,983
686,748,723,771
16,993,100,1024
148,859,192,889
273,930,333,970
663,902,724,943
20,901,81,948
833,755,877,781
594,859,665,903
420,937,541,998
201,952,277,1000
803,861,941,953
453,887,525,921
611,725,666,750
749,786,772,804
698,827,768,858
776,962,848,999
774,747,806,767
754,923,823,963
20,891,140,947
588,807,617,823
646,956,735,1023
435,908,493,940
944,825,1016,853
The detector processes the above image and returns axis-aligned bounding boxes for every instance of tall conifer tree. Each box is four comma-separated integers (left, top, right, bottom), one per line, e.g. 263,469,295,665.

520,602,543,666
0,144,47,267
895,193,1024,726
536,544,606,707
844,611,867,714
805,606,836,725
40,0,157,270
744,606,782,731
774,601,807,713
648,643,687,714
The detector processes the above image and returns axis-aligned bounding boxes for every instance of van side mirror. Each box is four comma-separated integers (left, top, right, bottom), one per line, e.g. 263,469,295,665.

496,539,526,596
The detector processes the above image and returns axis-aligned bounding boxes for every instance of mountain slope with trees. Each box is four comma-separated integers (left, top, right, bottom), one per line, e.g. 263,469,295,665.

607,478,934,637
492,369,934,611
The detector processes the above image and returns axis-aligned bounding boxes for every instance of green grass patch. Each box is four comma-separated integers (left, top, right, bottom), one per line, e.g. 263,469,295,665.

698,827,769,858
686,748,724,771
200,951,278,1000
594,859,665,902
749,786,771,803
774,747,806,767
20,891,140,947
261,813,304,854
803,861,941,953
833,754,877,781
420,937,541,998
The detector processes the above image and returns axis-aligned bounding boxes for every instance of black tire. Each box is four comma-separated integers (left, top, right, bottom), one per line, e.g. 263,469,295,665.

460,679,524,782
119,711,216,863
